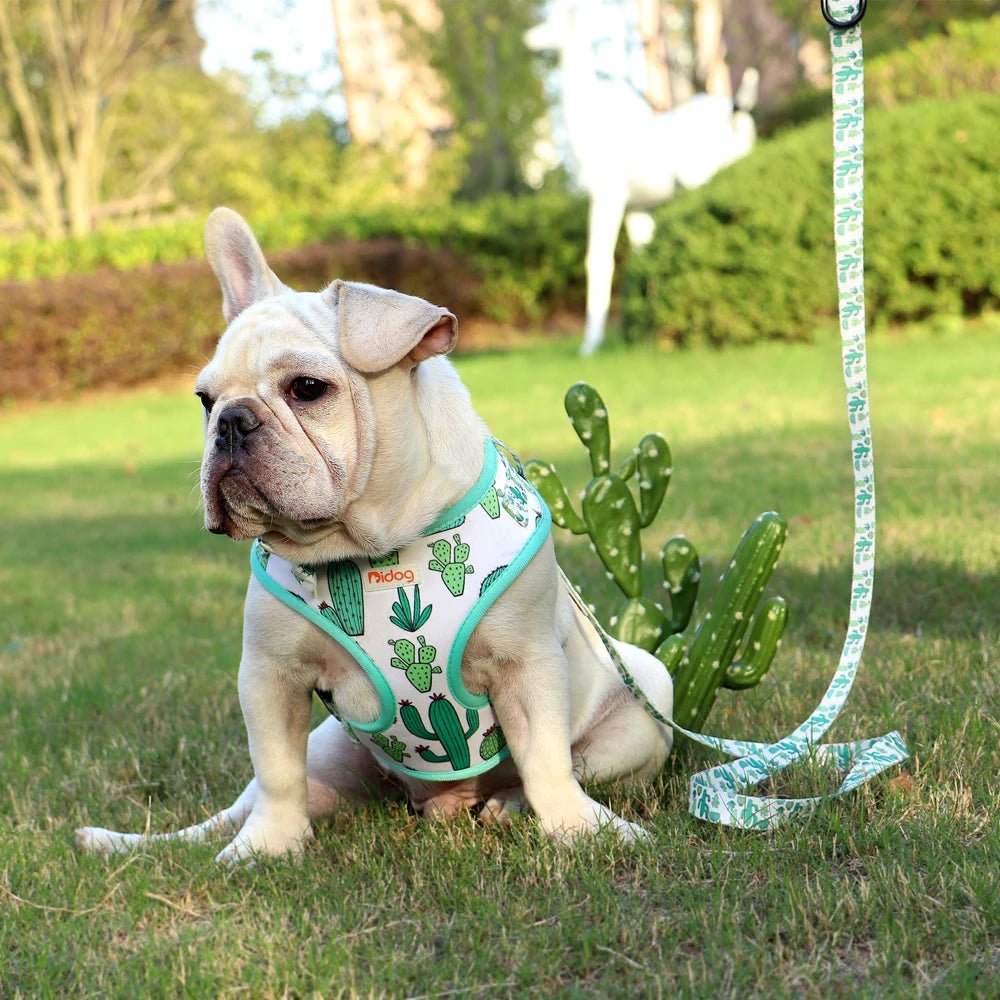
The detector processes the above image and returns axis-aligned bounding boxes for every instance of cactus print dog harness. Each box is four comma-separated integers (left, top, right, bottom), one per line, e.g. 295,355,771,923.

250,440,551,781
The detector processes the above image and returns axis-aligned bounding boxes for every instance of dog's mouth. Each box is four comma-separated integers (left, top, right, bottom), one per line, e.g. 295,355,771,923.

205,466,344,548
206,469,275,539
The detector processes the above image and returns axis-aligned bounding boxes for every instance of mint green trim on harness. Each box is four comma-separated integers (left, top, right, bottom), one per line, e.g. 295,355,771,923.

567,2,908,830
250,544,397,735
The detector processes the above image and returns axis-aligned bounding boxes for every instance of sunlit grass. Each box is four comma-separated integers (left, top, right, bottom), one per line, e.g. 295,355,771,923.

1,318,997,997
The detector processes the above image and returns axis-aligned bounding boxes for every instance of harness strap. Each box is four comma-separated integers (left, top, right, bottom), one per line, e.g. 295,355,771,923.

571,2,908,830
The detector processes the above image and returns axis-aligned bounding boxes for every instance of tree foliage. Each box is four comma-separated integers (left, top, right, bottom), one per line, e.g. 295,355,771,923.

0,0,198,237
395,0,549,198
0,0,351,237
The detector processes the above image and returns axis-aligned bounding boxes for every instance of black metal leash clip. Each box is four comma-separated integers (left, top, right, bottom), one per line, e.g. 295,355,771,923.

821,0,867,29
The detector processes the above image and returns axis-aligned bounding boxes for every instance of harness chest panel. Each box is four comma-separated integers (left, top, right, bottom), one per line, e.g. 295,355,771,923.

250,441,551,781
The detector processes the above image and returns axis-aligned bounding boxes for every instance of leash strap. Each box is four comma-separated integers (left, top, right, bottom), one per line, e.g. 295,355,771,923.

569,1,908,830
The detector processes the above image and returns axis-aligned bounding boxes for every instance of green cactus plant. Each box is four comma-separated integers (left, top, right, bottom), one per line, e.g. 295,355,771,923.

389,585,433,632
526,382,789,732
399,696,479,771
369,552,399,569
661,513,789,732
524,383,698,651
428,534,475,596
326,560,364,636
388,635,442,693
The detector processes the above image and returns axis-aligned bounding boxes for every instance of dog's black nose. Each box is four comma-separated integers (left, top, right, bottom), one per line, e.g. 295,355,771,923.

214,405,260,451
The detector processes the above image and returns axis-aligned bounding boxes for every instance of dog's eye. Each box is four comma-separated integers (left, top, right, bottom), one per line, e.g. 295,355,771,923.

289,377,329,402
196,391,215,414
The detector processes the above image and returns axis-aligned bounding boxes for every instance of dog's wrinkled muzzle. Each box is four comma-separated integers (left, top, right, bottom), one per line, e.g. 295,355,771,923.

200,401,272,537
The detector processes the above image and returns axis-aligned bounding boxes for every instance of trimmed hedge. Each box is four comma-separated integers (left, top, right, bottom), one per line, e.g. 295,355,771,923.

621,95,1000,348
0,193,589,401
0,192,587,304
0,243,457,400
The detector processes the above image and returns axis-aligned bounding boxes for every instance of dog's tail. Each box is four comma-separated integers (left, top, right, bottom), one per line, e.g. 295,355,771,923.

75,784,254,856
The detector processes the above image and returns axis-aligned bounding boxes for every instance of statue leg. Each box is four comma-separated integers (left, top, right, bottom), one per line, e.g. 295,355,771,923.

581,190,626,355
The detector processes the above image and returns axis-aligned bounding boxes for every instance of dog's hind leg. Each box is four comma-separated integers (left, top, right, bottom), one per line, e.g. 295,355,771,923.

571,640,674,784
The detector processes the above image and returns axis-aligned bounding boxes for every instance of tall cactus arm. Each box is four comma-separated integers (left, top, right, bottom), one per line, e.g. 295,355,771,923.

671,512,787,731
723,596,788,690
524,460,587,533
655,633,686,675
611,598,670,652
582,474,642,598
661,535,701,634
635,434,673,528
564,382,611,476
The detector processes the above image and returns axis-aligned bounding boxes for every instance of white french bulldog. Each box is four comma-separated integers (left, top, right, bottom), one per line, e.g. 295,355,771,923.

76,208,673,864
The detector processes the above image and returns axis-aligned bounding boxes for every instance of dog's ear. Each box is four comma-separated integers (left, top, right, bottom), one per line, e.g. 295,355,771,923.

327,280,458,374
204,207,286,324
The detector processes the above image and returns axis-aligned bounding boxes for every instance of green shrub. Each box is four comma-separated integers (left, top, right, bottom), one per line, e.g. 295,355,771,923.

621,95,1000,348
765,14,1000,135
866,14,1000,108
0,192,588,401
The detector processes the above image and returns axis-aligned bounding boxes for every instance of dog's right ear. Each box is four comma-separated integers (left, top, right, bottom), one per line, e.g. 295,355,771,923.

204,207,286,324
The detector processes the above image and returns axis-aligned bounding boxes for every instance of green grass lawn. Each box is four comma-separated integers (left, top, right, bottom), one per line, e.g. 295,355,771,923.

1,319,997,998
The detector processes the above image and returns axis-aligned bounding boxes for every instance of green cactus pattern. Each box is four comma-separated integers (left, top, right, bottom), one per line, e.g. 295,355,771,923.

428,533,475,596
369,552,399,568
501,481,531,527
478,564,508,597
664,513,789,732
480,486,501,519
371,732,410,763
388,635,442,693
324,560,365,635
479,724,507,760
525,382,788,730
389,585,432,632
399,696,479,771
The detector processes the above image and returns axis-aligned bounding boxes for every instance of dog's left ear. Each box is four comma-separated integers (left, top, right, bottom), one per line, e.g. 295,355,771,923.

327,280,458,374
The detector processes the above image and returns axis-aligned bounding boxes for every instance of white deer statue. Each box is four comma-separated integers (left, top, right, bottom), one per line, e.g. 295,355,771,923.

525,1,759,354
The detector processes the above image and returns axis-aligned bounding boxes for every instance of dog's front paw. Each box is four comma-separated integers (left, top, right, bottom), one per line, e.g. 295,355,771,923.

215,813,312,866
541,797,650,845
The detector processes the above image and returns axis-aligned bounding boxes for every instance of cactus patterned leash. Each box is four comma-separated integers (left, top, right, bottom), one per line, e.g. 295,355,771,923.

570,2,908,830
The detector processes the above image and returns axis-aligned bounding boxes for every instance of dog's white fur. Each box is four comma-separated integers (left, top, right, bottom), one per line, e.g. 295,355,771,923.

76,209,673,863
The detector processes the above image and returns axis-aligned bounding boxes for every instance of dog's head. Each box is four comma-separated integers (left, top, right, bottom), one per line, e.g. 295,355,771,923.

195,208,459,560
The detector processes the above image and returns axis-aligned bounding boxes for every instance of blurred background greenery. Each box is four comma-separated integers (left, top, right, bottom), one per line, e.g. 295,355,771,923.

0,0,998,401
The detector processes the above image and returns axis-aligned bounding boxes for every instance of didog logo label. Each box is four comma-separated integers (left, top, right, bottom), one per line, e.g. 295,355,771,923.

362,565,422,592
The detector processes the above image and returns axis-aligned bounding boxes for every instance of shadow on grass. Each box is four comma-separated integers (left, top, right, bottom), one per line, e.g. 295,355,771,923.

5,453,998,646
